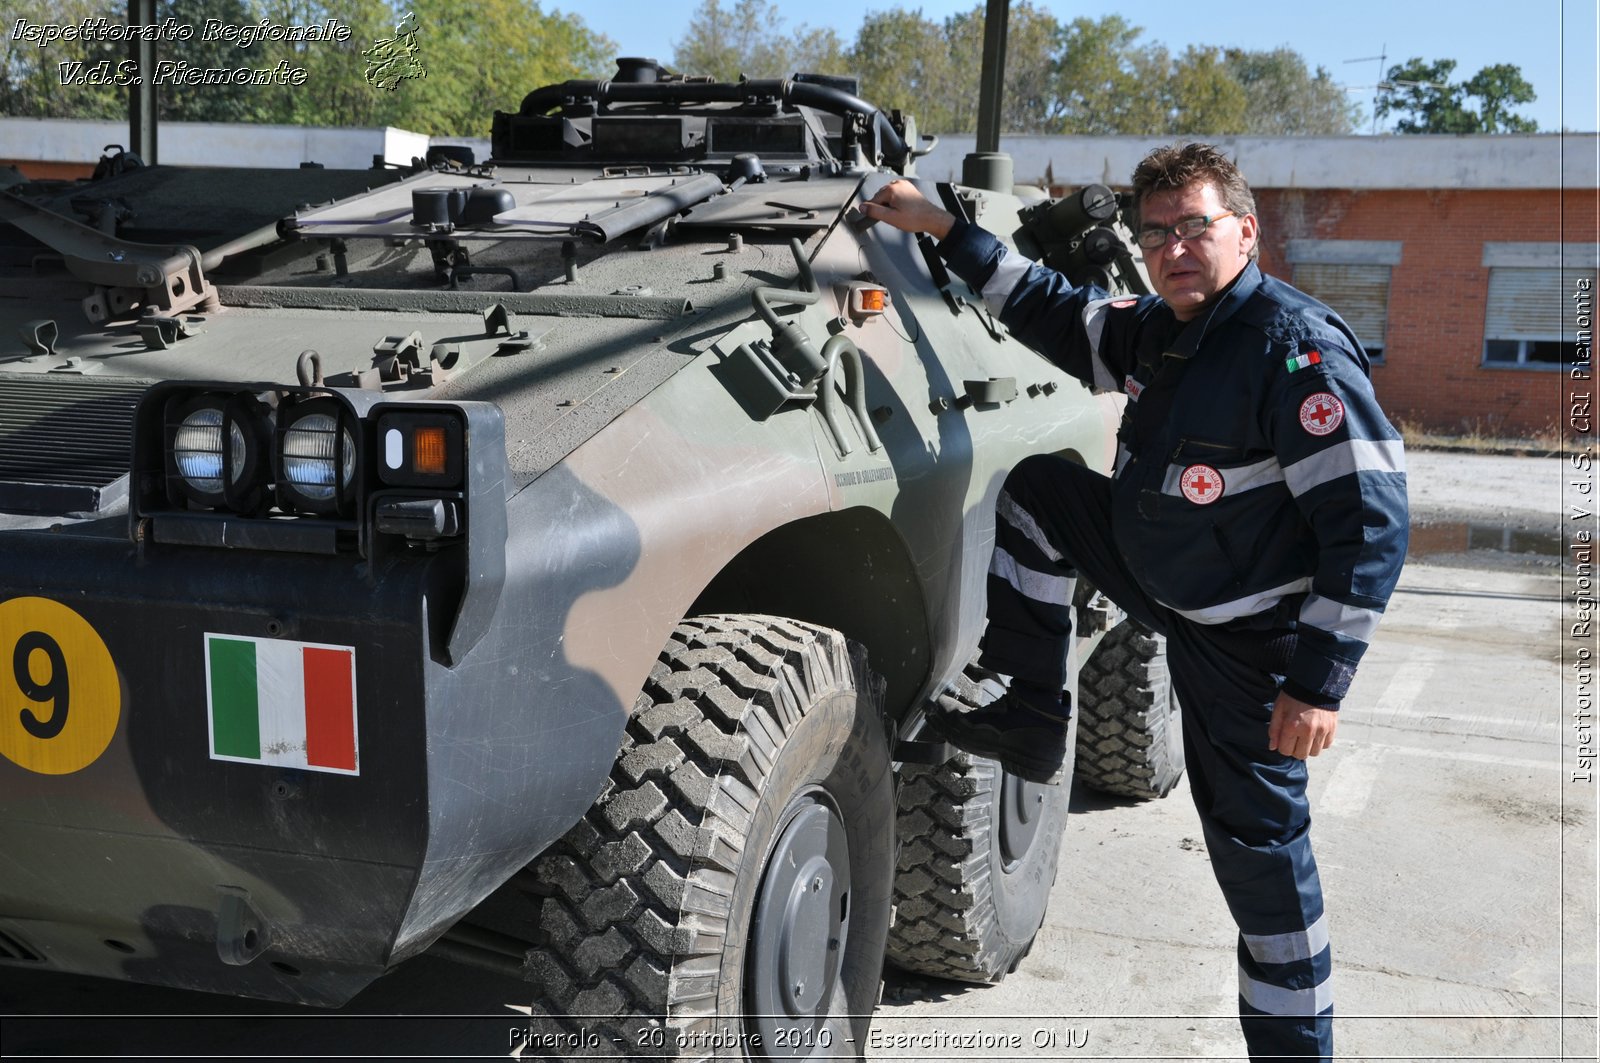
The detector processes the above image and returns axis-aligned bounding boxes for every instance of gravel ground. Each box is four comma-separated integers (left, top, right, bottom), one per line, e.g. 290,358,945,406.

1404,448,1565,528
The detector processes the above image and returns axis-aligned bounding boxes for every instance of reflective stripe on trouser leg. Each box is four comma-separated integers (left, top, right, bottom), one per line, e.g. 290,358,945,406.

977,454,1172,689
1238,930,1333,1060
977,458,1081,689
1166,623,1334,1062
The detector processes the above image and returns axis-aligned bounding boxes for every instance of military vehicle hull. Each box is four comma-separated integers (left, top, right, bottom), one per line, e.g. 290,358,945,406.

0,64,1166,1052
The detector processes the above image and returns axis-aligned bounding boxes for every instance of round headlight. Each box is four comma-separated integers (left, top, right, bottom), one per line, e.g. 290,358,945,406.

167,396,268,510
173,407,241,495
278,405,357,514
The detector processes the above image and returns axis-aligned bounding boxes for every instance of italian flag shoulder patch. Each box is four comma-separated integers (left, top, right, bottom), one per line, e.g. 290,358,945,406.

205,633,359,775
1285,349,1323,373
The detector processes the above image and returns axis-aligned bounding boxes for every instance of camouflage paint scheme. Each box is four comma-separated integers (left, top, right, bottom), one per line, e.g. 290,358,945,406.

0,90,1124,1007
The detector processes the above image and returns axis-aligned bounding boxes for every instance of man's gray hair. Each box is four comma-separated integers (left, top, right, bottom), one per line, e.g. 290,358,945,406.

1132,143,1259,260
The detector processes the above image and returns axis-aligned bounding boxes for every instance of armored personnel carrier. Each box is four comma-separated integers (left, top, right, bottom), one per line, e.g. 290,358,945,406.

0,59,1177,1056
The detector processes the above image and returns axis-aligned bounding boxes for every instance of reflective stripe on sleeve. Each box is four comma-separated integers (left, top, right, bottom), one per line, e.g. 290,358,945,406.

1160,454,1285,497
991,547,1072,604
1283,438,1406,496
1299,594,1382,642
998,491,1065,563
981,249,1033,316
1238,968,1334,1016
1242,913,1330,965
1080,298,1124,391
1163,578,1313,625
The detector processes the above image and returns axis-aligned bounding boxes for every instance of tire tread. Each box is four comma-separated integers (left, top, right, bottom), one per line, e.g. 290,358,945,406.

456,615,875,1059
1075,623,1184,800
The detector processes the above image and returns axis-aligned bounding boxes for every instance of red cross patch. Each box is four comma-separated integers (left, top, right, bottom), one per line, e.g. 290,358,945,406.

1180,463,1224,505
1298,392,1345,436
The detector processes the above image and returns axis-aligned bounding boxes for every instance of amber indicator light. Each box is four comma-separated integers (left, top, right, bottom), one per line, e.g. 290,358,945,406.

859,289,886,312
413,426,448,475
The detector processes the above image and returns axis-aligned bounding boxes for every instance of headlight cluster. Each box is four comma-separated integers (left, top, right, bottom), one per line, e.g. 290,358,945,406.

149,385,473,528
132,383,500,561
134,382,494,558
163,394,359,517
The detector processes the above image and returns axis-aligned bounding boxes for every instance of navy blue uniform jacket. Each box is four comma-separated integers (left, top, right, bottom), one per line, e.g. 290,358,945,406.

939,219,1409,708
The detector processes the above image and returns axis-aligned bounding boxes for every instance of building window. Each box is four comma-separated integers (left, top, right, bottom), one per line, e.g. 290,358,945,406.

1482,266,1595,369
1285,240,1401,363
1292,263,1392,361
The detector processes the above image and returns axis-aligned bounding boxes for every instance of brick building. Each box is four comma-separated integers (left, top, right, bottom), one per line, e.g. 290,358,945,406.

922,134,1598,437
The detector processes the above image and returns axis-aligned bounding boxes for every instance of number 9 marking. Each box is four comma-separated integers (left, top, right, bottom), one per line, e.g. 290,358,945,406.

0,597,121,775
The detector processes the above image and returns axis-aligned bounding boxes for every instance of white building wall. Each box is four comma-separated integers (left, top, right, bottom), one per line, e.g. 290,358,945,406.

914,133,1598,191
0,117,429,170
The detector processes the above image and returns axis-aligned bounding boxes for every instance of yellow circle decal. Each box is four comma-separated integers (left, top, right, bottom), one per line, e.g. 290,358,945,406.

0,597,121,775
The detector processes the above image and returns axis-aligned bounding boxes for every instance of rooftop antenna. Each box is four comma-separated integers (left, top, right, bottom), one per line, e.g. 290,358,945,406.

1346,46,1453,134
1344,45,1388,134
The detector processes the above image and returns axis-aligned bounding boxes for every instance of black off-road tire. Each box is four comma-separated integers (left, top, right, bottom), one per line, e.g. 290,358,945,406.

884,665,1071,983
500,615,894,1059
1075,621,1184,800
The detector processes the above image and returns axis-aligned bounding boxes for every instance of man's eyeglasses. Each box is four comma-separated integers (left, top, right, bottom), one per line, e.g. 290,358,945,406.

1135,211,1236,250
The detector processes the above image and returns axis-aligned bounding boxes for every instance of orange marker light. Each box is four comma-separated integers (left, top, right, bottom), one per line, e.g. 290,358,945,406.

847,284,890,320
413,426,448,475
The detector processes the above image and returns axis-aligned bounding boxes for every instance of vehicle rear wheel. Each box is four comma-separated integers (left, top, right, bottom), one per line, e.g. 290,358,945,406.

1075,621,1184,800
514,615,893,1059
884,664,1071,983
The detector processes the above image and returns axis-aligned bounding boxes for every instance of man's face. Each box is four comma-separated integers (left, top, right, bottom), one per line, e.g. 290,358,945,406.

1139,180,1258,321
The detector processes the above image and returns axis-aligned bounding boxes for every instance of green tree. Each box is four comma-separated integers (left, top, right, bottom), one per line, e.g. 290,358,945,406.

1462,63,1538,133
154,0,269,124
376,0,614,136
245,0,410,128
671,0,842,81
0,0,614,136
1224,47,1358,135
1377,57,1538,133
0,0,126,120
1052,15,1165,135
1163,45,1249,133
849,9,959,132
950,12,1356,136
943,1,1063,134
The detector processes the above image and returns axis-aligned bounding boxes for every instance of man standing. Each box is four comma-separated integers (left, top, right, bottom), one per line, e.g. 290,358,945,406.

861,143,1409,1061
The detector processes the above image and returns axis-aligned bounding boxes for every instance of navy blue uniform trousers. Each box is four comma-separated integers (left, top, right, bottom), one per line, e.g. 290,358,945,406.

980,453,1333,1061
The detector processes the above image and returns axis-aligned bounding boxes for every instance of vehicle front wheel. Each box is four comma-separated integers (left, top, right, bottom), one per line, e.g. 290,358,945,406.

514,615,893,1059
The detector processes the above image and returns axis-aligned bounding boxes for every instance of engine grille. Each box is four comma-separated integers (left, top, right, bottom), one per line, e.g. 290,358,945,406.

0,375,151,516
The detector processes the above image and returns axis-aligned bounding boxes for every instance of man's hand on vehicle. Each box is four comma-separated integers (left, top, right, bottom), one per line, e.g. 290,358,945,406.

1268,691,1338,760
861,181,957,239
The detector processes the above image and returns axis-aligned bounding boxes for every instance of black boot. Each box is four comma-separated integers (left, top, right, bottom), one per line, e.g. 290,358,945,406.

927,668,1070,784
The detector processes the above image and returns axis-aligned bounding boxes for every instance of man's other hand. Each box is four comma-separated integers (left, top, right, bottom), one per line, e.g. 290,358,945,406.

1268,692,1338,760
861,180,957,239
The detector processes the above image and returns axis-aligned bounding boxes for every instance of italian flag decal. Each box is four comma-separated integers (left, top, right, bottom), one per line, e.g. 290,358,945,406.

205,634,359,775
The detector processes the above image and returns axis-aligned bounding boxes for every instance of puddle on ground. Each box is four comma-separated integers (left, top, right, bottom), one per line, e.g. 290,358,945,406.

1408,520,1564,561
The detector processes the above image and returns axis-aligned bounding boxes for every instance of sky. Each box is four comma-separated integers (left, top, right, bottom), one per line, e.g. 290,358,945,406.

560,0,1599,134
